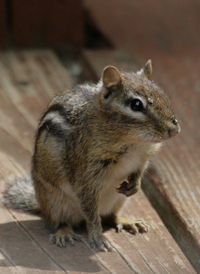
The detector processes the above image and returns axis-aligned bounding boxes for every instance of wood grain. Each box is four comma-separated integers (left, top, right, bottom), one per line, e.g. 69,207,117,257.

1,191,195,274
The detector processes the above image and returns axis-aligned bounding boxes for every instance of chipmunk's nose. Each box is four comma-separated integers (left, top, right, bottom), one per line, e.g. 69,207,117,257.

168,123,181,138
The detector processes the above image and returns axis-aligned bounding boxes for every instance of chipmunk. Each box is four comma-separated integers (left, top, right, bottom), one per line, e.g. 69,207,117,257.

3,60,180,252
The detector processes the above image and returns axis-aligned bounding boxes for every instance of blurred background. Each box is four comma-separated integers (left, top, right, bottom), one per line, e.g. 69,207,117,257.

1,1,200,59
1,1,200,55
0,1,200,272
1,1,200,89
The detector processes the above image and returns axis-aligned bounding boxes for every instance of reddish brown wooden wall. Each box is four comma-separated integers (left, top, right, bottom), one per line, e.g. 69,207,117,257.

0,1,7,48
12,0,84,47
0,0,84,48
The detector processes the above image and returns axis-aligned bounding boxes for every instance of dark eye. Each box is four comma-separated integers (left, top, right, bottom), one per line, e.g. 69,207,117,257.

130,99,144,112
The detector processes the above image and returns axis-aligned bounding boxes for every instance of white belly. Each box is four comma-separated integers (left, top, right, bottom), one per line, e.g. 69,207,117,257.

98,185,124,216
98,143,155,216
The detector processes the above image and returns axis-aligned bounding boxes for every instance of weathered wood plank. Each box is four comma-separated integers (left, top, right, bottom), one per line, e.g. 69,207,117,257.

0,204,66,274
0,249,19,274
6,190,195,274
12,0,84,47
8,209,120,274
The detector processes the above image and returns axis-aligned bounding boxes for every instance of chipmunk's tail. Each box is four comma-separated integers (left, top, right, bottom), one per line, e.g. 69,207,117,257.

1,174,40,213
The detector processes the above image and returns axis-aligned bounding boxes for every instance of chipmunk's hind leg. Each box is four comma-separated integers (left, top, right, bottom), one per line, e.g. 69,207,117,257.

49,223,82,247
102,214,150,235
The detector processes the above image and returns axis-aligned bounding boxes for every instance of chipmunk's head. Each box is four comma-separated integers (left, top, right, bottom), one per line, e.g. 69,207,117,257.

98,60,180,144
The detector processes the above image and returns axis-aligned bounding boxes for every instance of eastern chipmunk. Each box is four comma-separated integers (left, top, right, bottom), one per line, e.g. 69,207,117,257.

3,60,180,251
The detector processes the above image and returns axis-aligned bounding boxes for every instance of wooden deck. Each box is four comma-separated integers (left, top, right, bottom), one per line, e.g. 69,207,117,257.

0,48,198,274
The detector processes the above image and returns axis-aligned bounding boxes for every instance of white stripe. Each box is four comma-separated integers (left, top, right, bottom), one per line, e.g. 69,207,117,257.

39,111,71,130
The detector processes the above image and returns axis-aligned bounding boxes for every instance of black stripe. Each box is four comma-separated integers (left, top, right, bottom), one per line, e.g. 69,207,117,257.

100,159,117,168
41,103,68,122
37,103,69,141
38,120,67,140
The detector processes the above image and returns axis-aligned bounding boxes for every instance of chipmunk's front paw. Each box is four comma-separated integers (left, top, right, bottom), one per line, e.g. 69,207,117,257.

117,173,141,197
116,217,150,234
89,232,115,252
50,226,82,247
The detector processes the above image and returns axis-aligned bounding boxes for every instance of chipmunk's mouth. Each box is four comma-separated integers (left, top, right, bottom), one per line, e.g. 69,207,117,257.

168,123,181,138
153,120,181,142
145,124,180,144
126,121,180,144
157,126,180,142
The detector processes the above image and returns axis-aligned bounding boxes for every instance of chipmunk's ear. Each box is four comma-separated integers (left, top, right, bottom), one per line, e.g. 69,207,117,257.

102,66,123,89
137,60,153,79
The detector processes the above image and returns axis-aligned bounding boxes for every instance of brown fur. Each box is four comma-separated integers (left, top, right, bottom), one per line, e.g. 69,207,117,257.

31,61,180,250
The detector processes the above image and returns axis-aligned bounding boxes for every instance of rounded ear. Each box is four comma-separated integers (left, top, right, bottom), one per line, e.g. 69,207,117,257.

102,66,122,88
137,60,153,79
144,60,152,79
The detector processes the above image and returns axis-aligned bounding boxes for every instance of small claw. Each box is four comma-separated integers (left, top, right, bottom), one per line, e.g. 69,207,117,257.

145,225,150,232
89,234,114,252
56,235,65,247
102,239,113,252
49,234,55,245
130,224,139,234
72,234,82,242
49,230,82,247
55,237,60,247
69,239,74,246
139,226,147,233
111,246,116,252
99,245,108,252
116,223,123,233
135,220,150,233
90,241,96,250
105,244,116,252
115,217,150,235
60,235,66,247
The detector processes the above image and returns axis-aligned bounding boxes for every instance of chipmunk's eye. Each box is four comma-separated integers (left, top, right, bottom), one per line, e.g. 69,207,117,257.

130,99,144,112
